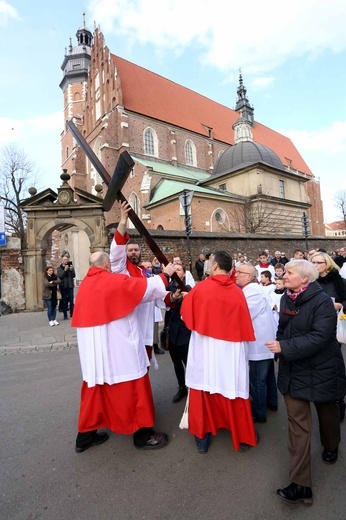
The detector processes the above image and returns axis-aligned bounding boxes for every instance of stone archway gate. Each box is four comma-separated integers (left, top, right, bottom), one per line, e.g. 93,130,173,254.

21,175,109,311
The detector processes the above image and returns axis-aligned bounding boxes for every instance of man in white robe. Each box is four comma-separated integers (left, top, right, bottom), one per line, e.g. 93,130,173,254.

110,202,167,367
235,264,278,423
181,251,258,453
72,251,175,452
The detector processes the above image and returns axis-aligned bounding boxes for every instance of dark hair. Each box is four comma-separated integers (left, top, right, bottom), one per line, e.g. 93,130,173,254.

212,251,233,272
274,263,285,270
126,240,140,248
261,270,272,280
44,266,53,275
259,251,268,257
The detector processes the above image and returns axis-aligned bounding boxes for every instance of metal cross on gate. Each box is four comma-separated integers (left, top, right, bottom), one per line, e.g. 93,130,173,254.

66,120,186,290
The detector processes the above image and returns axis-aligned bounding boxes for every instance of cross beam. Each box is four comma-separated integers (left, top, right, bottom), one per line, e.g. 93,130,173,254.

66,120,186,290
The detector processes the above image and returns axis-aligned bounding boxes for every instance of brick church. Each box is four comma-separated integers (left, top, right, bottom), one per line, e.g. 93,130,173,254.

59,19,324,241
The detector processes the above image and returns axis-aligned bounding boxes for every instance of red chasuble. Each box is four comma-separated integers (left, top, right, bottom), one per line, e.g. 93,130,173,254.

72,266,147,327
181,275,255,341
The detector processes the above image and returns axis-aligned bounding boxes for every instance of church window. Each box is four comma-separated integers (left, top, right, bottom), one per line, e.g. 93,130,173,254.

279,180,285,198
128,193,140,228
185,140,197,166
211,207,230,231
219,183,226,191
90,138,104,194
144,128,158,156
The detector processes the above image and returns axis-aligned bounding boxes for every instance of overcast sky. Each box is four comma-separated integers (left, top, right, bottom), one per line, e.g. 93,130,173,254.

1,0,345,224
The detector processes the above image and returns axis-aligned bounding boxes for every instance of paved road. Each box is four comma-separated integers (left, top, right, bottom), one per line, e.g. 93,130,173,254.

0,312,345,520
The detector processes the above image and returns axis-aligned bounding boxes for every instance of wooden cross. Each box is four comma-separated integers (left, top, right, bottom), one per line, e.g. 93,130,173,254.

66,120,186,290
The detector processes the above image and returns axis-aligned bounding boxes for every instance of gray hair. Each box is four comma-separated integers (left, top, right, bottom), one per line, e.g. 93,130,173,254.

285,259,318,283
89,251,110,267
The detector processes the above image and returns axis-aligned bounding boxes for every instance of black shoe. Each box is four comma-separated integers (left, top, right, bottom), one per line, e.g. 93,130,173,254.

277,482,313,505
322,447,338,464
154,345,165,355
135,432,168,450
240,431,260,452
75,432,109,453
267,404,278,411
172,385,188,403
195,432,212,454
337,399,345,422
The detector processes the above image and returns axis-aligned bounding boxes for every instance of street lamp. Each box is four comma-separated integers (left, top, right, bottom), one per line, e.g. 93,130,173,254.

179,190,194,274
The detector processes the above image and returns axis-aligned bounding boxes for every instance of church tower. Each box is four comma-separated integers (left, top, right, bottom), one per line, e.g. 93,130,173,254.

234,71,254,125
59,14,92,190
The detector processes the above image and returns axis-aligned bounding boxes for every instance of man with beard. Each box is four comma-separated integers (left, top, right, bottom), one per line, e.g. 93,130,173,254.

110,202,166,364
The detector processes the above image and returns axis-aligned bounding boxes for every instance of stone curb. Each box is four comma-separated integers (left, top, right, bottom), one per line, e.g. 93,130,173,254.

0,342,78,355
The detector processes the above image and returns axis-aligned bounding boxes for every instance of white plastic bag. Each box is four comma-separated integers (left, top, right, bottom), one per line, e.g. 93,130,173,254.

336,310,346,344
179,389,189,429
339,262,346,280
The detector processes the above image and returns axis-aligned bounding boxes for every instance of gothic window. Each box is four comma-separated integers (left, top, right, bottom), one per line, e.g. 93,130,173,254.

185,140,196,166
90,137,103,194
144,128,158,156
128,192,140,228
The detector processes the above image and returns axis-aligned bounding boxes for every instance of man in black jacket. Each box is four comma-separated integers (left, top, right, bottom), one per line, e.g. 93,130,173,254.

194,254,205,281
57,255,76,320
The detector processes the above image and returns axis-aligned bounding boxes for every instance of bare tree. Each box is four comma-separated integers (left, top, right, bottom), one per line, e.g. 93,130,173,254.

334,190,346,225
0,144,38,248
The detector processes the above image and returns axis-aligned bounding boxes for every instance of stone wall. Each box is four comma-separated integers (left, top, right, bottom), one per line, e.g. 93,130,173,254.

121,229,345,276
0,237,25,313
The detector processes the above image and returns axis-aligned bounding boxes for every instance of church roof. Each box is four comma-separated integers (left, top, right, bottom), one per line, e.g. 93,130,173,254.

131,154,210,182
145,179,243,207
111,54,313,177
213,140,285,176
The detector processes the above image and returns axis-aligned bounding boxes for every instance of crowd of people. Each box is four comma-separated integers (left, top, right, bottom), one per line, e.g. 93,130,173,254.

43,207,346,506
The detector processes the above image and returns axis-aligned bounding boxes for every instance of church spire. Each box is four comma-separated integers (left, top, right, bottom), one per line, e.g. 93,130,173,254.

234,70,254,125
59,13,93,92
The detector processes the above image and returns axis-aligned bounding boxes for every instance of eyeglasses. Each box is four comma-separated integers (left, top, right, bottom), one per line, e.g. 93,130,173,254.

312,261,325,265
236,271,251,275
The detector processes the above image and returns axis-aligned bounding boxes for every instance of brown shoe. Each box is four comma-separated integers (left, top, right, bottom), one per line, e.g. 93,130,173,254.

135,432,168,450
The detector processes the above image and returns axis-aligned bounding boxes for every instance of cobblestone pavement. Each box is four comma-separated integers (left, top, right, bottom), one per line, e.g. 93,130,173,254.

0,310,77,354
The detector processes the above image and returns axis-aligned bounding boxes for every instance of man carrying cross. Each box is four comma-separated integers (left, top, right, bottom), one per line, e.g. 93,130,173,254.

110,202,168,367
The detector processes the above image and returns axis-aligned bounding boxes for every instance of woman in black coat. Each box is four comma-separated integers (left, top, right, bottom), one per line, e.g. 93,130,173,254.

310,251,346,421
310,251,346,312
266,260,346,505
165,264,192,403
42,266,60,326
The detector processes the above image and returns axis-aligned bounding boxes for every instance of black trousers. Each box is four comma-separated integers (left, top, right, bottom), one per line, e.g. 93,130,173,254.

76,428,154,449
168,341,189,387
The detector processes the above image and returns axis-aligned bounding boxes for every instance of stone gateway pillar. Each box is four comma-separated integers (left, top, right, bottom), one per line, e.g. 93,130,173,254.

21,176,109,311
